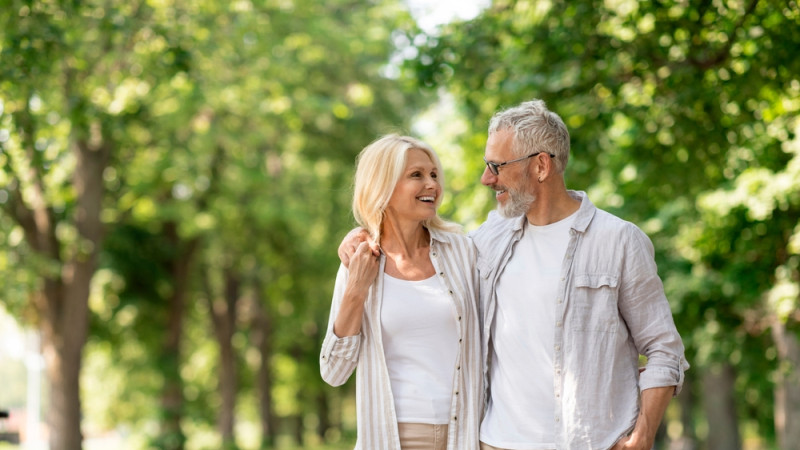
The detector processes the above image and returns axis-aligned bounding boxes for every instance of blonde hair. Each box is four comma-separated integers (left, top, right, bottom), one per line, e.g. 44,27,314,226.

352,134,460,243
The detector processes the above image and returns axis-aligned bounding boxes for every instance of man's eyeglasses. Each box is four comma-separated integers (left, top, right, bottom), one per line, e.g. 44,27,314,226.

483,152,555,175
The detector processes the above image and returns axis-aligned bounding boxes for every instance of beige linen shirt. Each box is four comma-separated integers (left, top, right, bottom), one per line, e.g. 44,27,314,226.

471,190,689,450
320,229,483,450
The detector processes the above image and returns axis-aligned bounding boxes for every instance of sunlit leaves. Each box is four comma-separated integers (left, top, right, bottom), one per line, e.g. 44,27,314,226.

412,0,800,444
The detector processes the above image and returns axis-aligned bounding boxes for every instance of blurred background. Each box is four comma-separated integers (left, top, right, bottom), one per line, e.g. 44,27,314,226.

1,0,799,449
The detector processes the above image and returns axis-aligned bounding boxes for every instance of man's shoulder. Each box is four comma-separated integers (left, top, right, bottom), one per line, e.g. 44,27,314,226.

469,211,523,263
470,211,519,241
587,207,650,244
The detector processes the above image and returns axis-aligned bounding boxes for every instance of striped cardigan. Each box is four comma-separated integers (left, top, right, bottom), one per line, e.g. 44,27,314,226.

320,229,483,449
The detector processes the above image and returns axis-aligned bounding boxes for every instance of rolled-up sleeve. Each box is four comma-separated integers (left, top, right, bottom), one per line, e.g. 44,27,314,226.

619,226,689,395
320,265,361,387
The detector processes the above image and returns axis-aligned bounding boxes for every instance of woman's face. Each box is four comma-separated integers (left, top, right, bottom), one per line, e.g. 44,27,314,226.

385,148,441,223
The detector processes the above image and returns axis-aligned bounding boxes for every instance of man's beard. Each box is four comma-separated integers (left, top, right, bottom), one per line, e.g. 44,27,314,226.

497,172,535,218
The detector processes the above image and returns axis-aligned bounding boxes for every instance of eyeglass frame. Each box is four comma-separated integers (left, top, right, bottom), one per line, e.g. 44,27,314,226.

483,152,555,175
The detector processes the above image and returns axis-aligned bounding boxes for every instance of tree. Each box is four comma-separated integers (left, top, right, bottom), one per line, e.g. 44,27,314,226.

81,0,426,447
0,1,163,447
410,0,800,447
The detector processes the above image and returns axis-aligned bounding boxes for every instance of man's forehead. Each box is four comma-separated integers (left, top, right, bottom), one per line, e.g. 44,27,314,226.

485,129,514,157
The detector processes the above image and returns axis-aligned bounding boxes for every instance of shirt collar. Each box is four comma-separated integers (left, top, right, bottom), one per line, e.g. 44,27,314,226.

568,190,597,233
428,227,457,245
507,189,597,233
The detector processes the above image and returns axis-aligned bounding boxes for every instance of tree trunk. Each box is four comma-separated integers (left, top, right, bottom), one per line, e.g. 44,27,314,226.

316,391,330,441
771,317,800,450
156,224,198,450
676,373,697,450
207,268,240,448
39,280,87,450
18,131,108,450
701,362,740,450
251,283,277,448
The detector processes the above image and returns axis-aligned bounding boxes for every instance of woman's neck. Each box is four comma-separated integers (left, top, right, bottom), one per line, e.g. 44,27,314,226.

380,217,435,280
380,218,429,258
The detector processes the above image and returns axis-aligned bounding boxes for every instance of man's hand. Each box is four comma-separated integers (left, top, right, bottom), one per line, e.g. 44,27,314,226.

610,386,673,450
338,228,377,268
610,432,649,450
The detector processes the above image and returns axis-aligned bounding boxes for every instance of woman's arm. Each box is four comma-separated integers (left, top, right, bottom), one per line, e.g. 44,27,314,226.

334,242,379,336
320,242,380,386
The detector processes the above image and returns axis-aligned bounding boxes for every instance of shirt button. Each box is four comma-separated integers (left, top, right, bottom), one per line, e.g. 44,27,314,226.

557,298,562,304
458,316,462,321
556,321,562,327
555,345,560,351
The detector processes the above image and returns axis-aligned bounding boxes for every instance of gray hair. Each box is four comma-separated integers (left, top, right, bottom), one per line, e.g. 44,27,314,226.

488,99,570,173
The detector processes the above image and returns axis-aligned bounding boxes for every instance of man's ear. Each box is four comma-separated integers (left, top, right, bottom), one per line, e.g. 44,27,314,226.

533,153,549,183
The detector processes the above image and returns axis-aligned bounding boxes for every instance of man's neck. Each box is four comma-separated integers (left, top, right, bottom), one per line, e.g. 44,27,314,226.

525,188,580,226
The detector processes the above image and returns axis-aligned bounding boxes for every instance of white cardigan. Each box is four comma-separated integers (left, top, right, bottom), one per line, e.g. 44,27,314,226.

320,229,483,449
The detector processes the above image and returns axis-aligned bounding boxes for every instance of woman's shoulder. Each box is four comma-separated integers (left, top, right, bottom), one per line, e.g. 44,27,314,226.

429,229,477,266
430,228,470,246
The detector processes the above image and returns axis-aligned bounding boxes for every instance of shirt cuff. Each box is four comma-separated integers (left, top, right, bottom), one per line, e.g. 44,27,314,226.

639,356,689,395
321,333,361,363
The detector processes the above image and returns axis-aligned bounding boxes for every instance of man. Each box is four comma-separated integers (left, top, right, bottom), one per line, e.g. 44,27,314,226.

472,99,687,450
338,99,688,449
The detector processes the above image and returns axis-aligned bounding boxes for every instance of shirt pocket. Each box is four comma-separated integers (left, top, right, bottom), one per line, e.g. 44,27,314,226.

570,273,619,333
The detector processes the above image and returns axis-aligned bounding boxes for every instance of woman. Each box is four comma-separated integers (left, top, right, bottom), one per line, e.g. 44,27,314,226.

320,135,482,450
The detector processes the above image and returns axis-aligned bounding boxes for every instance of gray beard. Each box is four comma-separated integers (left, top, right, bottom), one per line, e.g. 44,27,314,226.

498,189,535,218
497,171,535,218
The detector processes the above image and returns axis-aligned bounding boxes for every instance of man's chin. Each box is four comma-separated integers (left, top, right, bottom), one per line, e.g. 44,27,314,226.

496,194,535,218
497,203,527,218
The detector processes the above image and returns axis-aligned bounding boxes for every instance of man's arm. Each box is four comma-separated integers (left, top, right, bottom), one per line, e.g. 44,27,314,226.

337,227,376,268
611,386,673,450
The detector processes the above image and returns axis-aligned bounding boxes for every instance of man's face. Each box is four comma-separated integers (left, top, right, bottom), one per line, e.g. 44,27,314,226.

481,129,536,218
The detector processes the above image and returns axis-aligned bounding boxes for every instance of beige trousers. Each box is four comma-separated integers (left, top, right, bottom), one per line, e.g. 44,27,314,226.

480,442,506,450
397,423,449,450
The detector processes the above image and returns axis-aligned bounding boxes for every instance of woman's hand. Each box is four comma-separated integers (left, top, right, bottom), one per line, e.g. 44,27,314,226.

334,241,380,337
345,241,380,293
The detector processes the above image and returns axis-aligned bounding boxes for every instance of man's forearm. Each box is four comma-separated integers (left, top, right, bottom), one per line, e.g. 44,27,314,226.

627,386,674,449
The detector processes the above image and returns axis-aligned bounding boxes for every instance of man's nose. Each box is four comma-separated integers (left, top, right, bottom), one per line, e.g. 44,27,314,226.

480,165,496,186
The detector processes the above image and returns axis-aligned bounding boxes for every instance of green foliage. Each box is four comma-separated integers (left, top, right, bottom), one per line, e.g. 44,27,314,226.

2,0,422,447
410,0,800,446
4,0,799,447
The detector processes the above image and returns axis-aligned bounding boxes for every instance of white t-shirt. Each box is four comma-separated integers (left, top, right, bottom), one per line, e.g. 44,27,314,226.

381,273,458,424
480,213,575,449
